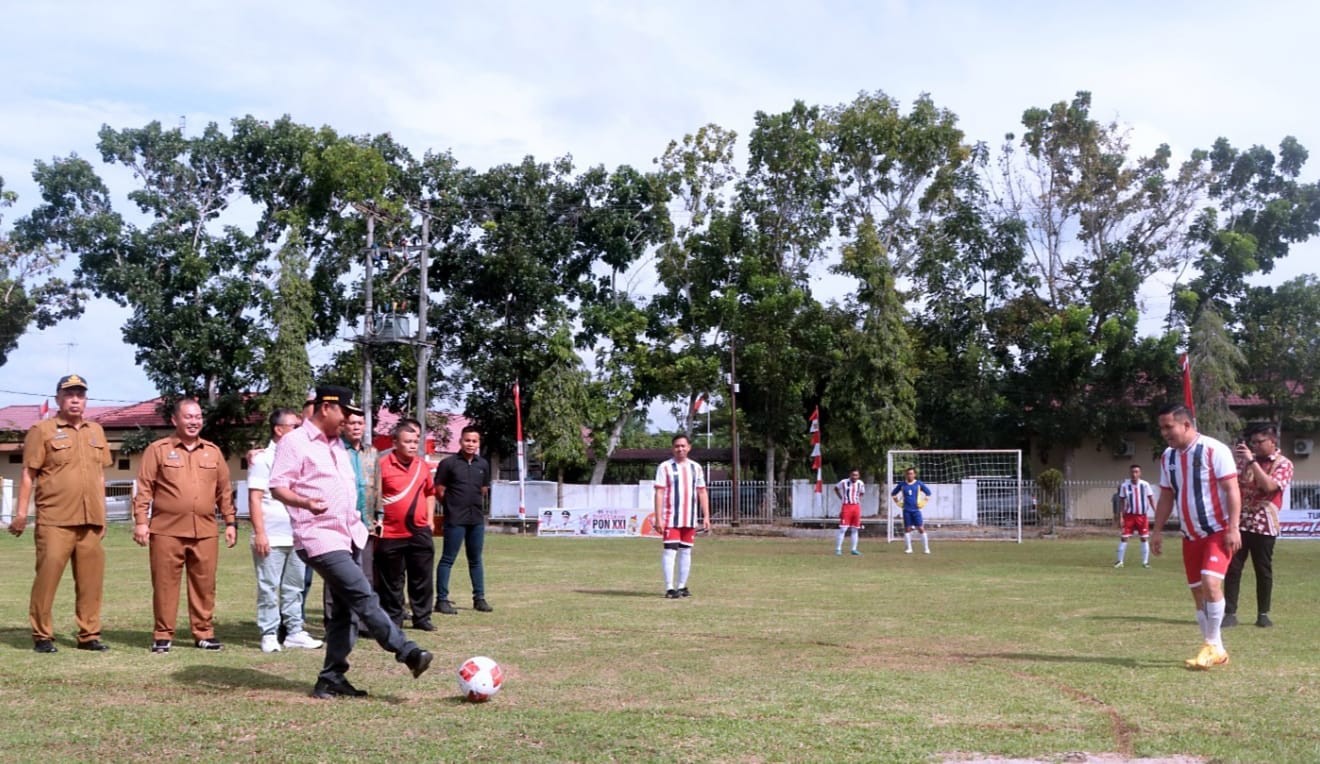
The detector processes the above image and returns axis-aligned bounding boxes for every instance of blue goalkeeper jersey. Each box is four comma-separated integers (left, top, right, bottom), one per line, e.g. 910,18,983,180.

891,479,931,511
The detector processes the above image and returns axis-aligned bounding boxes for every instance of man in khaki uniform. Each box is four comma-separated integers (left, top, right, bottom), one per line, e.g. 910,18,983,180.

9,374,113,653
132,398,237,653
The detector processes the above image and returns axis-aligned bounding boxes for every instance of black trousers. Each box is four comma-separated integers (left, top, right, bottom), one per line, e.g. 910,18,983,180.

1224,530,1275,616
374,532,436,626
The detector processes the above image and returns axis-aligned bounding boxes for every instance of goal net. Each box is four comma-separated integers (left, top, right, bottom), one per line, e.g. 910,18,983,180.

885,450,1025,543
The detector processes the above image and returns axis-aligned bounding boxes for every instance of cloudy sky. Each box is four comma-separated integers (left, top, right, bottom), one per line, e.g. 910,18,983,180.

2,0,1317,409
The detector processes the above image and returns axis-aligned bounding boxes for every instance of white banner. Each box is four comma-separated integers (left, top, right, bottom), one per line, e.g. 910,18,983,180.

1280,508,1320,539
536,507,660,538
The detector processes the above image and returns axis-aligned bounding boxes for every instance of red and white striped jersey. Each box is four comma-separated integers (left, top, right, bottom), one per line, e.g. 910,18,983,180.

1159,435,1239,541
1117,479,1153,516
836,478,865,504
655,458,706,528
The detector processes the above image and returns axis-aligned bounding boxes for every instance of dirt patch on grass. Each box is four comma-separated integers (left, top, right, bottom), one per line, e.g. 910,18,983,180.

938,754,1205,763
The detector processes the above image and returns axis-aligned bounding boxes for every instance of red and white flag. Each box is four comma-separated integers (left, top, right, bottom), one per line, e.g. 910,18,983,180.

809,406,822,494
514,381,527,519
39,399,50,419
1180,353,1195,423
692,394,707,415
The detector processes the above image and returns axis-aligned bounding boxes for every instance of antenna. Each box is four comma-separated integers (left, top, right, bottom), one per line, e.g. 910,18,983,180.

60,342,78,371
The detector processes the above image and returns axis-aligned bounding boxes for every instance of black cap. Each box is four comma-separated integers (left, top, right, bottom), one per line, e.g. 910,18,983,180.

314,385,363,415
57,374,89,392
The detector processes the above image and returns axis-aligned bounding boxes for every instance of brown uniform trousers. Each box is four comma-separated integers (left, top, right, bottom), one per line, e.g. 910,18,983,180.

22,417,112,644
133,436,234,641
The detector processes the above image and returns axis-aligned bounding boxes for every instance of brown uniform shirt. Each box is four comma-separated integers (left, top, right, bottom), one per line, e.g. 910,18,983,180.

22,416,112,526
132,436,235,538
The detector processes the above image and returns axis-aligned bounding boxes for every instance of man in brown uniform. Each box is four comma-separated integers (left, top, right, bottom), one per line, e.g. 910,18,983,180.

9,374,113,653
132,398,237,653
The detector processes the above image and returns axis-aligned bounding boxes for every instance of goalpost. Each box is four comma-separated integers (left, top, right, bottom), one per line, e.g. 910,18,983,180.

885,450,1025,543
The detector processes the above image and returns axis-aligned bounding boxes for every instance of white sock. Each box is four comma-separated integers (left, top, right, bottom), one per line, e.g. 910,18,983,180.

904,532,912,551
662,548,677,589
1205,599,1225,648
677,548,692,588
921,532,929,552
835,528,846,552
1196,608,1209,642
1116,541,1127,562
850,528,859,551
1140,540,1149,565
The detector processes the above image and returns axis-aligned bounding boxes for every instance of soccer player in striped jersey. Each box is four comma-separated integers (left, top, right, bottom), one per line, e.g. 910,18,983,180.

833,470,865,555
1151,403,1242,670
653,435,711,599
1114,464,1155,568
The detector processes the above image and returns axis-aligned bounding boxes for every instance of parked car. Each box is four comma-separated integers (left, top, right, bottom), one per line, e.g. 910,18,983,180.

974,478,1039,527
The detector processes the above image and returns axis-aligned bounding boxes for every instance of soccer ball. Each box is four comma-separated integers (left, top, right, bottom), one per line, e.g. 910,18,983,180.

457,655,504,702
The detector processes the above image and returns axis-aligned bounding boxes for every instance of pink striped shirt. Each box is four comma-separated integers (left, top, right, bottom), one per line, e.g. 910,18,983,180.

268,418,368,556
1159,434,1238,541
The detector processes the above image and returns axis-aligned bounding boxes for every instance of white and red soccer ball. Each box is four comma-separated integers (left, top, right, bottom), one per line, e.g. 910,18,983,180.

457,655,504,702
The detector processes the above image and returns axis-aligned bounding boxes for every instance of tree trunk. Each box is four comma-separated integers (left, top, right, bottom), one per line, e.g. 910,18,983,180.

589,412,630,485
764,442,777,520
1061,447,1075,526
556,467,565,508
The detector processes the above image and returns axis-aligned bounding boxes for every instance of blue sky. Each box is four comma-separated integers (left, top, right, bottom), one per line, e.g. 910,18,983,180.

2,0,1318,409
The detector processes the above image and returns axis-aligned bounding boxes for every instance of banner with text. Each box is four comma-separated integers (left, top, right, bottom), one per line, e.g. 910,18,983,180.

1280,508,1320,540
536,507,661,538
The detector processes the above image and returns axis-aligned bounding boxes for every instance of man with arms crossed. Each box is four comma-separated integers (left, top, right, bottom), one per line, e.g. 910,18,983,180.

10,374,112,653
247,407,322,652
833,469,865,556
1114,464,1155,568
653,435,711,599
133,398,237,653
269,386,432,698
1151,403,1241,670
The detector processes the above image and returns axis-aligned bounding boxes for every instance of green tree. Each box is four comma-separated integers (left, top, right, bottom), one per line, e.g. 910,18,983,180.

1236,276,1320,428
265,229,314,410
526,326,595,501
1,177,84,366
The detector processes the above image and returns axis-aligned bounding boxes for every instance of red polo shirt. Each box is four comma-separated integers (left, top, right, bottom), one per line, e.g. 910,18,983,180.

379,450,435,539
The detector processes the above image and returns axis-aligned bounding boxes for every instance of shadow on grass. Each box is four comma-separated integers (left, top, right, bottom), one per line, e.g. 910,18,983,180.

1085,615,1189,626
171,665,413,703
572,588,659,598
975,651,1184,669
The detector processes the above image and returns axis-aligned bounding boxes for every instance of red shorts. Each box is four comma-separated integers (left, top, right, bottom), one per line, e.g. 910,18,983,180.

839,503,861,529
1182,532,1232,587
662,527,697,547
1121,514,1149,538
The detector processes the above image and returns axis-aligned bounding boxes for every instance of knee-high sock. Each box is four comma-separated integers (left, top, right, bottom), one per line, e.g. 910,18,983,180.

1196,607,1209,642
1116,540,1127,562
1205,599,1225,648
662,548,677,589
850,527,859,551
921,532,929,552
677,548,692,588
1140,540,1149,565
904,532,912,550
835,528,847,552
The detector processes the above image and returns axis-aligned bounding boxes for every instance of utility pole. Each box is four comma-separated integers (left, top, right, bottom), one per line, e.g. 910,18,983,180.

415,213,431,454
363,216,375,439
729,341,740,527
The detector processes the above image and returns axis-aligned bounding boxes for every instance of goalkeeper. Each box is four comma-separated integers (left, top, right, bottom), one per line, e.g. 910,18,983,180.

891,468,933,555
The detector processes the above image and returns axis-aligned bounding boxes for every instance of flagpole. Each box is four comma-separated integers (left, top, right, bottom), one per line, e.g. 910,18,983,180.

514,381,527,528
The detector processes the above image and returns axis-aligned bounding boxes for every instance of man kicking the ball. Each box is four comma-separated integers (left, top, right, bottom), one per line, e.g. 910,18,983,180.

654,435,711,599
892,468,932,554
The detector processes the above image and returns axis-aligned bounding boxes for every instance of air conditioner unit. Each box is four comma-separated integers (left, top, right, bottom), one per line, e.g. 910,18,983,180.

1114,439,1136,457
1295,438,1313,457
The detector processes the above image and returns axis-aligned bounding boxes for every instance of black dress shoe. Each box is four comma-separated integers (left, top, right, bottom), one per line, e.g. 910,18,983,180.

473,598,493,612
412,620,437,632
194,638,224,651
76,639,110,652
310,677,369,699
437,600,458,615
33,639,58,654
406,648,434,678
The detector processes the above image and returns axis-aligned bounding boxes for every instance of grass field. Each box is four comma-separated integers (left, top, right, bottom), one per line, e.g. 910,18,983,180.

1,527,1317,763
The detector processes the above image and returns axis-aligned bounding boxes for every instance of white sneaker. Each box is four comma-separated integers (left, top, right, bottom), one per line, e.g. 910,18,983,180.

260,634,282,653
282,630,323,649
904,548,913,554
923,549,931,554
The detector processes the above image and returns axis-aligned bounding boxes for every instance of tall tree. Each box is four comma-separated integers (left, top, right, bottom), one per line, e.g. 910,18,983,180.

526,325,595,501
1237,276,1320,429
1,177,84,366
